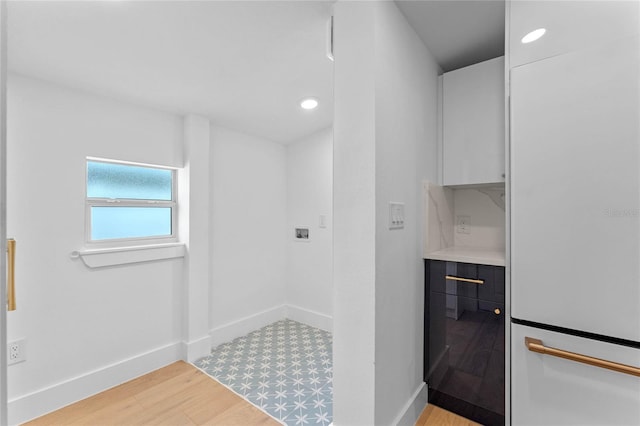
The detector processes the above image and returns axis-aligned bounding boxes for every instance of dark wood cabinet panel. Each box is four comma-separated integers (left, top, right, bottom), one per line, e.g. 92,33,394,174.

424,260,505,426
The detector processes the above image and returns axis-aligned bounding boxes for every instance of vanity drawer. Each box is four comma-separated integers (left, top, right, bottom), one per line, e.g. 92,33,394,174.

428,260,505,303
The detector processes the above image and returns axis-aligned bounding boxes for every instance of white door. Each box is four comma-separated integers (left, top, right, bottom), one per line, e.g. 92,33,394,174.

510,34,640,342
0,2,8,425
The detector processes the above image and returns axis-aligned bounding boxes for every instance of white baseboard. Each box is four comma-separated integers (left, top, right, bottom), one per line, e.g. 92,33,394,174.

8,342,182,426
181,334,212,363
285,304,333,332
393,382,428,426
208,304,333,348
209,305,287,347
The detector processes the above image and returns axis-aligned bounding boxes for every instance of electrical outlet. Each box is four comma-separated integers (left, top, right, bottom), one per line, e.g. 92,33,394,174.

456,215,471,234
8,339,26,365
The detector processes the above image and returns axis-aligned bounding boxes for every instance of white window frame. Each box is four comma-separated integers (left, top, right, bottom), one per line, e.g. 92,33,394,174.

85,157,178,246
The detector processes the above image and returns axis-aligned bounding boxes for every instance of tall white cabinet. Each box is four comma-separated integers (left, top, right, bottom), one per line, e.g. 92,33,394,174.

511,34,640,342
509,1,640,424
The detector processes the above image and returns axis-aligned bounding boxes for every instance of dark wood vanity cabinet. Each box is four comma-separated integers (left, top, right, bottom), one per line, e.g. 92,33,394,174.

424,259,505,426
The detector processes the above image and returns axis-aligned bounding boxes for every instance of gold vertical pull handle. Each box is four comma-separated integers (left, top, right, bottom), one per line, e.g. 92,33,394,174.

445,275,484,285
7,238,15,311
525,337,640,377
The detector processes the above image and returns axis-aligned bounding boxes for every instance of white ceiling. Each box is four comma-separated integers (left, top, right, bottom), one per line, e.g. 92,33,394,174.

396,0,505,72
8,1,335,144
8,1,505,145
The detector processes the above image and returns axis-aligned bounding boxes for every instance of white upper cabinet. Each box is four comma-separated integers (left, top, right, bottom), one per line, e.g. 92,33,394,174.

510,0,639,68
442,56,505,186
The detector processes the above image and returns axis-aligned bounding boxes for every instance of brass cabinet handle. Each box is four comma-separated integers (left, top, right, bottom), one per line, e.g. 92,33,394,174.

445,275,484,285
7,238,15,311
525,337,640,377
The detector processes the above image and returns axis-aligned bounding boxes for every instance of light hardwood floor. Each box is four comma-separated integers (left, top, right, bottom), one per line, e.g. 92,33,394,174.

24,361,279,426
25,361,476,426
415,404,481,426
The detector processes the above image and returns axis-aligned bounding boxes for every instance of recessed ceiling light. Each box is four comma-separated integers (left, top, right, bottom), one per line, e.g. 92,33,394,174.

300,98,319,110
521,28,546,44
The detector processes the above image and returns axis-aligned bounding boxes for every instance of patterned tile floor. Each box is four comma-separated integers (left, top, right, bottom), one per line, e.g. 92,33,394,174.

194,319,333,426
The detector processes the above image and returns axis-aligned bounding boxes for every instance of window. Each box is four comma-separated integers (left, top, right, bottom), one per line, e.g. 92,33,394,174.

86,158,176,243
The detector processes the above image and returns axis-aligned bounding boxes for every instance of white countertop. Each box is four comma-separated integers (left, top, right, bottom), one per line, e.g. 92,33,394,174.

425,246,505,267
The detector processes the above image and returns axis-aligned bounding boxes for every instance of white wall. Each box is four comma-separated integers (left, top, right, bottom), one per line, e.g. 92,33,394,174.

374,2,439,424
285,128,333,331
7,73,185,424
333,1,439,424
6,72,321,423
333,2,378,424
209,126,287,343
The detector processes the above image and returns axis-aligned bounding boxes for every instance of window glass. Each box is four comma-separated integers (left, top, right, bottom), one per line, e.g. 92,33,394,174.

90,207,172,241
87,161,172,201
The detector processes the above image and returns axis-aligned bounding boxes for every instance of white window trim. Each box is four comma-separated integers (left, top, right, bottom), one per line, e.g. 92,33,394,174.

84,157,179,249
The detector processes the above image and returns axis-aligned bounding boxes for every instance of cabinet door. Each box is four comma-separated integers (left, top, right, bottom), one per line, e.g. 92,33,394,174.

512,324,640,425
443,56,505,186
510,35,640,342
426,260,505,424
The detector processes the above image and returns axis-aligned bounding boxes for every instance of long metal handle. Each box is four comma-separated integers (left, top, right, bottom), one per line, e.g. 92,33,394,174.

525,337,640,377
7,238,15,311
445,275,484,285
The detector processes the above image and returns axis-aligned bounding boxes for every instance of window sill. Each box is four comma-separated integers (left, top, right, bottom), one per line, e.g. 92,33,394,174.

71,243,185,268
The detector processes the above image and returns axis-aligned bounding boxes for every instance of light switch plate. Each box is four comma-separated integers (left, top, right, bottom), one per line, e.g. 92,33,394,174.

389,202,405,230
